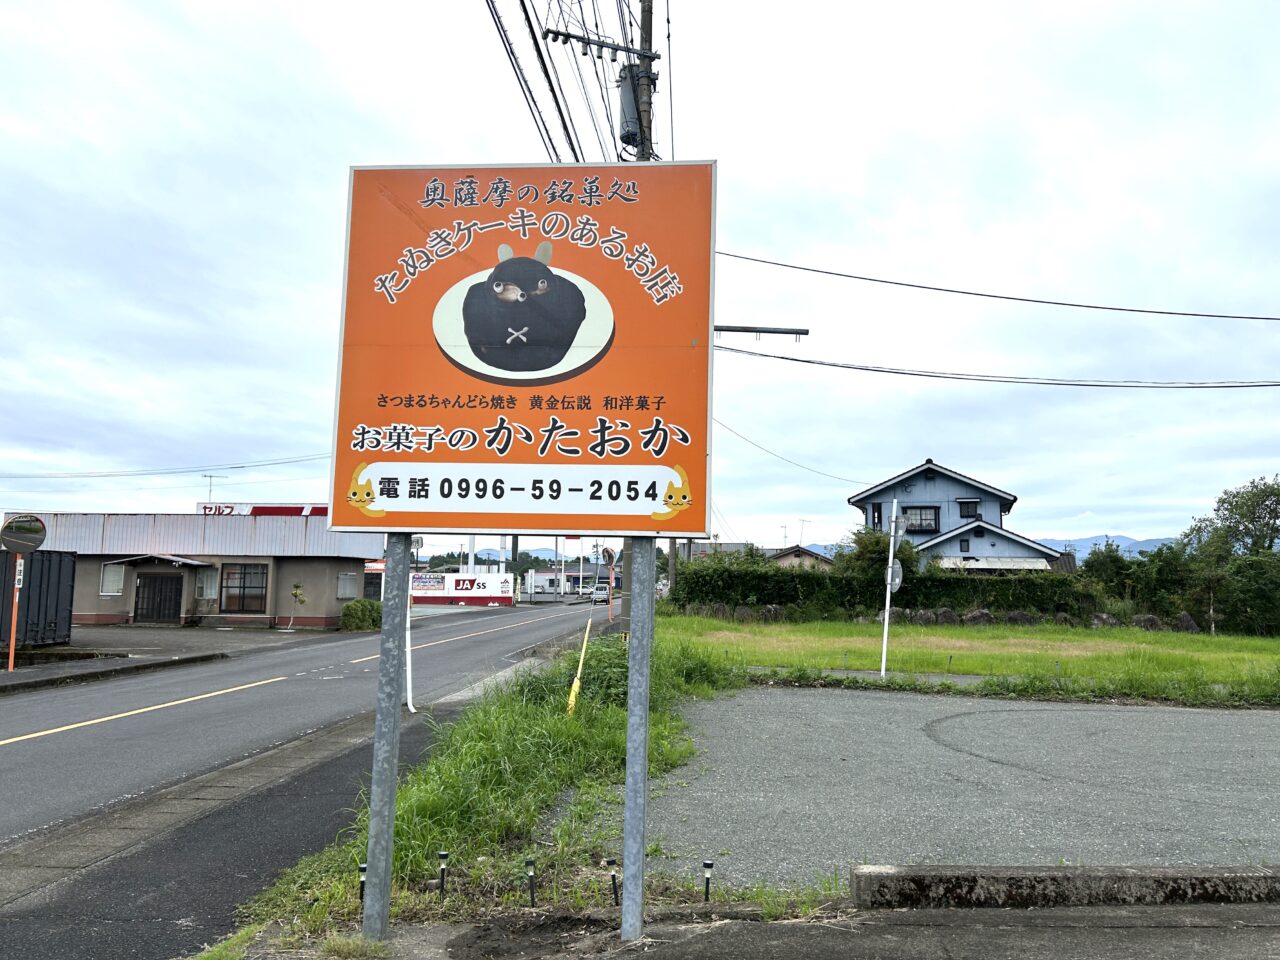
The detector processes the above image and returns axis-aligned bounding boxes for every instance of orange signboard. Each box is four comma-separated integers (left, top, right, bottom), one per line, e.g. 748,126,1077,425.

329,162,714,536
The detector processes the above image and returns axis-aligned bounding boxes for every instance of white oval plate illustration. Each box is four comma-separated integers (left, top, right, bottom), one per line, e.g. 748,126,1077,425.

433,268,615,386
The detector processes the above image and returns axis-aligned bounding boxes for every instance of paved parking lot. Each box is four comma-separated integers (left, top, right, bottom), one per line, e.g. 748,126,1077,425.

644,686,1280,887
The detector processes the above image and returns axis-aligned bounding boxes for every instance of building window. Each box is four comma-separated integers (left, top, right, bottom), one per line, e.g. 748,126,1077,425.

958,500,978,519
220,563,267,613
337,571,359,600
870,502,883,531
903,506,939,533
100,563,125,596
195,568,218,600
959,539,970,553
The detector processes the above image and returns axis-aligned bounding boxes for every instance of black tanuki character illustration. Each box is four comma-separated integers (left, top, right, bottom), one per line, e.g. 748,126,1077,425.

462,241,587,371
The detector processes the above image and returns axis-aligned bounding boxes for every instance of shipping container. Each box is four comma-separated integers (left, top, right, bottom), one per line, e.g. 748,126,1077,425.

0,549,76,646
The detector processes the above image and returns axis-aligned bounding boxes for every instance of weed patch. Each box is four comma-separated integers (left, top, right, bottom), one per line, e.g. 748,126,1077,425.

244,632,746,937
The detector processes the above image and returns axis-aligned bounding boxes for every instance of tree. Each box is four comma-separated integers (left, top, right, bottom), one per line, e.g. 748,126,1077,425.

831,529,918,587
1218,552,1280,635
1079,538,1134,599
1188,475,1280,556
1129,541,1192,619
286,582,306,630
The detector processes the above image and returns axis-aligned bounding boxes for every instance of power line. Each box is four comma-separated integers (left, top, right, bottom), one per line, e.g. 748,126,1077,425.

715,344,1280,389
714,418,867,484
538,1,608,158
581,0,620,157
717,251,1280,322
0,453,330,481
485,0,560,161
0,472,328,497
518,0,582,162
709,500,740,543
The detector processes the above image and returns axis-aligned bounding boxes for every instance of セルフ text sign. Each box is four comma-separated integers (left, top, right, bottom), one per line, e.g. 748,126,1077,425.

330,162,714,536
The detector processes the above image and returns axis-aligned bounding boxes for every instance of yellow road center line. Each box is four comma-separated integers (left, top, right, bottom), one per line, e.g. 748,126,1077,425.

349,609,582,664
0,676,289,748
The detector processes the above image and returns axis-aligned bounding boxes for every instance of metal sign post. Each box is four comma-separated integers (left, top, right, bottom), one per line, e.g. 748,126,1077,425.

621,536,656,940
362,532,410,940
329,163,714,942
2,514,47,673
880,499,902,678
6,556,19,673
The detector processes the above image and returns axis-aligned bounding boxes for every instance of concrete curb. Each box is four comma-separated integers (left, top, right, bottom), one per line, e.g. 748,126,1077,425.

0,653,228,697
850,864,1280,909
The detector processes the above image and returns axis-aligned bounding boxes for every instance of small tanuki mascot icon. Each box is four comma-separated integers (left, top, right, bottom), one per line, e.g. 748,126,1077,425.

462,241,587,372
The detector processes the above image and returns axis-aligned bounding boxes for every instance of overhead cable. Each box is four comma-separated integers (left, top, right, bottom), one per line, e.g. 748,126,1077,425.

518,0,583,162
714,418,867,484
0,453,331,481
485,0,560,161
715,344,1280,389
717,252,1280,322
538,1,607,158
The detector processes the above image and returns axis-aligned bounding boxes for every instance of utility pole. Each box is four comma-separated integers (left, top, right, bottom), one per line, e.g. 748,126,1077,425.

202,474,227,501
636,0,655,161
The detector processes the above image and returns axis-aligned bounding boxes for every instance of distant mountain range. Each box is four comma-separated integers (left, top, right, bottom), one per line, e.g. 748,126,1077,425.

799,538,1176,561
1037,536,1176,559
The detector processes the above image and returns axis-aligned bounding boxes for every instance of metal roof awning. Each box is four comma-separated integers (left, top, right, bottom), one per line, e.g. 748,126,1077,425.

105,554,212,567
938,557,1051,571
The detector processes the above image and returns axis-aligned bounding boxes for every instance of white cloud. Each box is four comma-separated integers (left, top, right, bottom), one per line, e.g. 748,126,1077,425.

2,1,1278,550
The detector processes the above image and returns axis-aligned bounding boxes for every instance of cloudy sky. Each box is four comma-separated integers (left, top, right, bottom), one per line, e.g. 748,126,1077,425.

2,1,1277,557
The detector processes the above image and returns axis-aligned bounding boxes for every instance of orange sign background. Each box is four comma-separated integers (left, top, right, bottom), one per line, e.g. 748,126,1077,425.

329,162,714,535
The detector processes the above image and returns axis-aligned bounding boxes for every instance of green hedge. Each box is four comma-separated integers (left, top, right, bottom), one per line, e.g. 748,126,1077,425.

670,564,1102,618
339,598,383,631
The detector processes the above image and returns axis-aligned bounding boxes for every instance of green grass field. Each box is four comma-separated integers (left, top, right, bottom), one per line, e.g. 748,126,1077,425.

661,615,1280,705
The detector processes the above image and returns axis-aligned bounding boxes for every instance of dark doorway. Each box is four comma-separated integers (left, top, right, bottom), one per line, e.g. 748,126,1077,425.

135,574,183,623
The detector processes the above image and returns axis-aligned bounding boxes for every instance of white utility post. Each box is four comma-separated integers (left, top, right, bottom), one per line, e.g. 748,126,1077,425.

405,576,416,714
880,498,904,678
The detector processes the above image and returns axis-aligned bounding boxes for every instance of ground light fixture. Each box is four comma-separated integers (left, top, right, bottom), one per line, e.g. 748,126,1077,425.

607,857,619,905
358,862,367,904
438,851,449,901
703,860,714,902
526,857,537,907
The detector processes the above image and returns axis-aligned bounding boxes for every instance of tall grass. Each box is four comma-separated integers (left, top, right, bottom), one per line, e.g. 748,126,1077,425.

666,616,1280,693
669,615,1280,706
247,632,746,933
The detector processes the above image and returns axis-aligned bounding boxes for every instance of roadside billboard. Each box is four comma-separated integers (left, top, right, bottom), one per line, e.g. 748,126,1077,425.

410,572,514,606
329,162,714,536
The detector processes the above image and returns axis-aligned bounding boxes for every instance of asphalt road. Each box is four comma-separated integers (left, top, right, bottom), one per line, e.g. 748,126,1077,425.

645,686,1280,887
0,707,456,960
0,604,598,844
0,603,609,960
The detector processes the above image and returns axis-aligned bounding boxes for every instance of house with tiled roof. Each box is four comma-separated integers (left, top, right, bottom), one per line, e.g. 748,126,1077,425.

846,459,1061,572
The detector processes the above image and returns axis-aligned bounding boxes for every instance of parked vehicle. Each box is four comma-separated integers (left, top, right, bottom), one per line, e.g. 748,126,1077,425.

578,581,596,597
